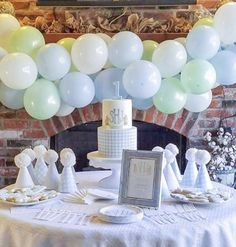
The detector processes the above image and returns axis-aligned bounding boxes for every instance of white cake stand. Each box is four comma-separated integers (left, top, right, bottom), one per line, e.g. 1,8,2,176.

87,151,122,190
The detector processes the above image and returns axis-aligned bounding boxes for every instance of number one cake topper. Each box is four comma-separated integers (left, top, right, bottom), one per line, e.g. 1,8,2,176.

113,81,122,100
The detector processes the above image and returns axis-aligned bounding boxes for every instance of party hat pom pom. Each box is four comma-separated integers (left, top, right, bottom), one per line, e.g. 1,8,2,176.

22,148,36,162
60,148,76,167
165,143,179,155
195,150,211,165
152,146,164,152
33,145,47,159
44,149,58,165
185,148,198,161
14,153,31,168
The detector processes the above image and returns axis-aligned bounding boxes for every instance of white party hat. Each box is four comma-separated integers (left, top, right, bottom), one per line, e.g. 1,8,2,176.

59,148,77,193
15,153,34,188
33,145,48,185
163,150,179,191
194,150,213,190
165,143,182,181
181,148,198,188
152,147,170,199
161,175,170,200
44,149,60,190
22,148,37,183
59,167,77,193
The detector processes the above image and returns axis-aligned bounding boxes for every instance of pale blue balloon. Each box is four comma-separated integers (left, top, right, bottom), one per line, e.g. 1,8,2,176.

0,82,25,109
94,68,128,101
108,31,143,69
35,43,71,81
210,50,236,85
131,96,153,110
186,25,220,60
123,60,161,99
59,72,95,108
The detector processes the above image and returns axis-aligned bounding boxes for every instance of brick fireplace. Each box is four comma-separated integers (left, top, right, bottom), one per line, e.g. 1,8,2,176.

0,0,235,186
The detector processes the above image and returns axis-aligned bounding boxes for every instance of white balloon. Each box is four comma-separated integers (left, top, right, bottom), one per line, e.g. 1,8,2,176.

214,2,236,45
174,37,186,46
97,33,113,69
184,91,212,113
0,53,38,90
152,40,187,78
123,60,161,99
109,31,143,69
71,34,108,75
36,43,71,81
0,14,20,50
0,47,7,61
56,101,75,117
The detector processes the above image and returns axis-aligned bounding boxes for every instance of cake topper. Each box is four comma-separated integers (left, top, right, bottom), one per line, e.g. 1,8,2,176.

113,81,122,100
44,149,60,190
14,153,34,188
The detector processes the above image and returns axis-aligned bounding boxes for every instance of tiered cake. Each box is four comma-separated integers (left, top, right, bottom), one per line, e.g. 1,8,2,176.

98,99,137,158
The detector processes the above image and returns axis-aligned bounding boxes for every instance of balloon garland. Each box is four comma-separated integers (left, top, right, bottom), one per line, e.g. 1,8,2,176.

0,3,235,120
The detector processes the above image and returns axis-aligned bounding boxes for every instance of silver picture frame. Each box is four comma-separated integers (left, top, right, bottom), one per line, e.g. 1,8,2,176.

119,149,163,208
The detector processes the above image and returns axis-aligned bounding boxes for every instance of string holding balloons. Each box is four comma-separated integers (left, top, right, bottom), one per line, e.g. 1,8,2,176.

0,2,236,120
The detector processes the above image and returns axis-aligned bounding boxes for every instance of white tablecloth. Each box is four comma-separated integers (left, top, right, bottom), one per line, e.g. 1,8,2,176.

0,171,236,247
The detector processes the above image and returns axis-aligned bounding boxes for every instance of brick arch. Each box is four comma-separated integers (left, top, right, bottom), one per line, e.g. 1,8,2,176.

38,103,199,139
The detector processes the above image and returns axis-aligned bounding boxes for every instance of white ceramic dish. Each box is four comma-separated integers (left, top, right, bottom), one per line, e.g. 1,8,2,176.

87,189,118,200
98,204,143,224
0,195,58,206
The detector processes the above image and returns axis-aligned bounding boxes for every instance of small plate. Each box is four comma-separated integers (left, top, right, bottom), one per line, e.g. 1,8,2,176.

98,204,143,224
87,189,118,200
0,195,58,206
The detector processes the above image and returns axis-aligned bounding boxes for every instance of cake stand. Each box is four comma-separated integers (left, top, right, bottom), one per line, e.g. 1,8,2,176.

87,151,122,190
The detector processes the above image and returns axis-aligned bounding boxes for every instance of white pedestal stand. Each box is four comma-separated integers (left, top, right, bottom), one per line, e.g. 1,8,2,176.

87,151,121,190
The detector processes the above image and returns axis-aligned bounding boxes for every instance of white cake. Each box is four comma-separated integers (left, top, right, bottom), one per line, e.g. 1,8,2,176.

98,99,137,158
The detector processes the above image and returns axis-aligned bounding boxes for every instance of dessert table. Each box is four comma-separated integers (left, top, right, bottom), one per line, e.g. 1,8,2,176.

0,171,236,247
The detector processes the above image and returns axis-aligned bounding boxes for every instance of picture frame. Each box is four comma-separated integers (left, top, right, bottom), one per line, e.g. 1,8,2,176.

118,149,163,208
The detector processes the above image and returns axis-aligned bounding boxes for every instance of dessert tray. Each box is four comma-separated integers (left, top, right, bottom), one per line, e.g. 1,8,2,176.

98,204,143,224
170,188,233,205
0,185,58,206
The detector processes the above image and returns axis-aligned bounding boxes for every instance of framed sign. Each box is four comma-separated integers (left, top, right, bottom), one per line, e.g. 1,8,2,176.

119,150,163,208
37,0,196,7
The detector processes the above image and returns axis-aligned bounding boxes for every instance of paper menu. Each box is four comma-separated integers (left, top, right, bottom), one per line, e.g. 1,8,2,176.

127,158,155,200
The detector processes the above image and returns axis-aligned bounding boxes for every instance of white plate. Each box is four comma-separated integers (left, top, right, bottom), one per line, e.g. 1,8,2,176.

170,191,233,205
0,195,58,206
98,204,143,224
87,189,118,200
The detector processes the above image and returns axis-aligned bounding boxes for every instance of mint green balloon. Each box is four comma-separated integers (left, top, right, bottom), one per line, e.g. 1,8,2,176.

180,59,216,94
153,77,187,114
9,26,45,57
24,79,60,120
142,40,158,61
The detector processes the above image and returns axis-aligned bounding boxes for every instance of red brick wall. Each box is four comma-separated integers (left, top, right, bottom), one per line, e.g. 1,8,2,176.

0,0,234,186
